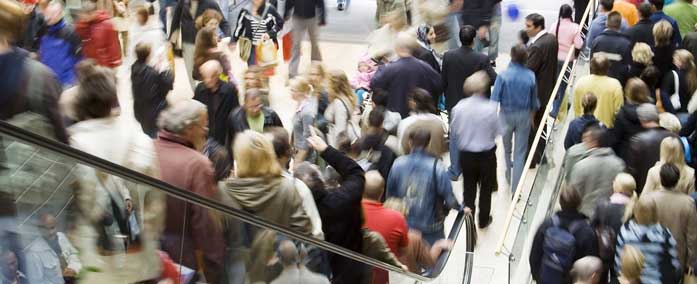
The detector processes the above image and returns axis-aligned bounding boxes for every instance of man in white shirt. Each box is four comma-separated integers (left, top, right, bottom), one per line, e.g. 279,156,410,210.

25,214,81,284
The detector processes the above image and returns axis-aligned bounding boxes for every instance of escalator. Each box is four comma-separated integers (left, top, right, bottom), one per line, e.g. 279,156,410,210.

0,119,475,283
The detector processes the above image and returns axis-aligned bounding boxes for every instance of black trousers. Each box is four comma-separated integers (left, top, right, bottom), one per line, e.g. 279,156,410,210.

459,147,497,223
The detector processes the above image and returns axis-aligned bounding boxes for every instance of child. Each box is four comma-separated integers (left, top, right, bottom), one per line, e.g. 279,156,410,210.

350,55,377,106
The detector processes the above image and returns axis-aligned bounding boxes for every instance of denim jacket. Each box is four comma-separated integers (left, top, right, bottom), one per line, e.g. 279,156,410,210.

386,149,461,234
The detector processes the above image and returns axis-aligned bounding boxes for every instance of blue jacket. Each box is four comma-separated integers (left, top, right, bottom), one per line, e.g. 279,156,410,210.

650,11,682,47
564,114,602,149
491,63,539,112
39,19,81,86
586,13,628,51
386,149,460,234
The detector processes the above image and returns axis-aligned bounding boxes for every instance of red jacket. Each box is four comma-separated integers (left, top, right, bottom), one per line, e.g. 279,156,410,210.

75,10,121,68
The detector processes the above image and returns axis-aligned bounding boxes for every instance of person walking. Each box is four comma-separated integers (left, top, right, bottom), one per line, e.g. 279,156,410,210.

441,25,496,180
233,0,284,66
591,11,633,86
624,3,655,45
169,0,230,89
491,44,539,192
397,88,446,157
608,78,652,159
549,4,583,118
565,93,602,149
75,1,122,68
284,0,325,78
131,42,174,138
643,137,696,194
325,69,360,147
664,0,697,42
193,60,240,147
649,0,681,47
450,71,500,228
525,13,558,165
572,54,624,127
227,89,283,148
587,0,628,56
39,2,82,87
370,32,442,118
460,0,499,64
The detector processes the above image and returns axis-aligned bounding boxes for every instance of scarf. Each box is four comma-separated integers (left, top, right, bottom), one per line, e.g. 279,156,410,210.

415,24,442,69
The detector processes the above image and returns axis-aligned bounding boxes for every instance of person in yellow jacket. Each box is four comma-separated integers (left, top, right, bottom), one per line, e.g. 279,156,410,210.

573,54,624,127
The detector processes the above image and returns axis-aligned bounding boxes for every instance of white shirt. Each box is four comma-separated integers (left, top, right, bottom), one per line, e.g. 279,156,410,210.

25,232,82,284
528,30,548,46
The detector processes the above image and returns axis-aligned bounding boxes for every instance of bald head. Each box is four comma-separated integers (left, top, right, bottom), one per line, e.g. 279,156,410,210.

200,60,223,90
394,31,417,57
278,240,299,267
571,256,603,284
363,171,385,201
38,213,57,240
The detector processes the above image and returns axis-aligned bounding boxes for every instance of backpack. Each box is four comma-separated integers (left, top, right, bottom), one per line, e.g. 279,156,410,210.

540,216,585,284
594,200,617,263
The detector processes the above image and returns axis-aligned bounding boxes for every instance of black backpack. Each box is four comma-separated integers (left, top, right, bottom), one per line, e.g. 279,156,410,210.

540,216,585,284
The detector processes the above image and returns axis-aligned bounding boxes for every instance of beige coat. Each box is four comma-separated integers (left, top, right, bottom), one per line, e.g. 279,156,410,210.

643,190,697,268
643,162,696,195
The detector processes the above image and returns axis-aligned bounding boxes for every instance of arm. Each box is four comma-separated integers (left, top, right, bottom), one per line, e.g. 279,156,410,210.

529,220,548,281
572,85,583,117
267,8,284,39
613,83,624,114
333,101,349,136
59,233,83,273
437,164,461,210
232,10,246,41
386,161,400,198
95,23,122,67
490,76,503,103
319,146,365,204
157,69,175,91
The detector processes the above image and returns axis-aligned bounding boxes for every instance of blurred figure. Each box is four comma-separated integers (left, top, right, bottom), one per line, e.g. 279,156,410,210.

627,42,653,80
370,31,442,118
626,103,676,193
307,62,330,134
614,194,680,283
169,0,230,89
270,241,329,284
39,0,77,73
360,89,401,136
643,163,697,270
350,55,377,105
569,124,625,217
549,4,583,118
643,137,695,194
155,100,224,283
661,49,697,116
25,214,81,284
491,45,539,192
386,128,460,242
414,24,441,72
284,0,325,78
613,0,639,26
608,79,652,159
564,93,602,150
529,186,598,284
572,55,623,128
227,89,283,150
193,26,233,81
232,0,284,67
75,1,122,68
325,69,360,146
220,130,312,235
624,3,655,45
459,0,498,62
362,171,408,284
289,76,317,165
193,60,240,146
17,0,45,54
397,88,446,157
131,42,174,138
617,245,644,284
127,6,167,67
0,250,26,284
0,0,67,143
570,256,603,284
355,109,398,181
450,71,499,227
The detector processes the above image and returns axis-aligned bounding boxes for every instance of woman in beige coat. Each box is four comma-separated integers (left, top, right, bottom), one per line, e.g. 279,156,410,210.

643,137,695,194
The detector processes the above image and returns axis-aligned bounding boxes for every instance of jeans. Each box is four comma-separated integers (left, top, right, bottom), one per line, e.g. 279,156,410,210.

446,12,462,51
502,110,531,193
460,147,497,224
158,0,175,33
421,230,445,247
289,16,322,78
551,60,570,118
473,3,501,61
448,115,461,179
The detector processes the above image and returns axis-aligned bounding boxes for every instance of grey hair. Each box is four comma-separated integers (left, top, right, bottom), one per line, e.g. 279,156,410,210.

157,100,207,134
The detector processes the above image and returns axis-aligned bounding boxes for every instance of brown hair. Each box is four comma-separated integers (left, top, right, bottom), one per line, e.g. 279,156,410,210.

624,78,651,104
135,42,151,62
559,186,581,211
582,93,598,114
75,66,118,120
193,26,219,76
135,6,149,23
327,69,357,109
590,54,610,76
195,9,223,30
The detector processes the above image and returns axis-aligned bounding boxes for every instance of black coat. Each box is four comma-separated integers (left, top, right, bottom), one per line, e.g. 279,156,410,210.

193,81,240,146
170,0,230,43
370,56,442,117
460,0,499,28
226,106,283,149
608,103,644,160
624,18,655,46
627,127,677,194
591,30,632,86
313,147,366,284
357,133,397,184
654,45,676,80
131,61,174,137
682,32,697,66
441,46,496,111
415,46,440,73
527,32,559,109
529,210,598,283
19,9,46,53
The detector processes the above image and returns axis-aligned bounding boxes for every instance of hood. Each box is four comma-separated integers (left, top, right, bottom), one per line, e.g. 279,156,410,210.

223,177,284,211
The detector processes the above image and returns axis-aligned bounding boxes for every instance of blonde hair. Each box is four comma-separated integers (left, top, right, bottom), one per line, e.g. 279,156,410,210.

327,69,357,109
624,78,651,104
308,62,326,86
233,130,282,178
289,76,313,95
653,20,673,47
673,49,697,95
614,173,638,222
631,42,654,66
618,245,645,284
659,136,686,167
634,196,657,225
659,113,682,134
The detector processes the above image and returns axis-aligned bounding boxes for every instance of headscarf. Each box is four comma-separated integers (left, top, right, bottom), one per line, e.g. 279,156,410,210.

415,24,442,69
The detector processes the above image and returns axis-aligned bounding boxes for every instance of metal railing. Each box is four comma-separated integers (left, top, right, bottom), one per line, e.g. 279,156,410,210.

0,120,475,282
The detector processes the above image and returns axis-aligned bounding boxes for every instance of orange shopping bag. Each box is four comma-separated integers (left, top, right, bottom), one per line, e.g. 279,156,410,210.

282,32,292,62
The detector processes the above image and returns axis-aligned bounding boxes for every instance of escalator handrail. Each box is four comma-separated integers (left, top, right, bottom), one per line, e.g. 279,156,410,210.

494,0,595,256
0,120,475,281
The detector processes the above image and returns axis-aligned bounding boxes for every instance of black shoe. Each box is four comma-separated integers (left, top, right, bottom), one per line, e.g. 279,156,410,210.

478,216,493,229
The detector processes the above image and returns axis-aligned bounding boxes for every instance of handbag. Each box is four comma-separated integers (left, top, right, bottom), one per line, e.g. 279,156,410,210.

256,38,278,66
671,70,682,110
238,36,252,62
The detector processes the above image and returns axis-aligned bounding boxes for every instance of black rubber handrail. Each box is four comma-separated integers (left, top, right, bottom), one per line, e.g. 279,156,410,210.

0,120,475,281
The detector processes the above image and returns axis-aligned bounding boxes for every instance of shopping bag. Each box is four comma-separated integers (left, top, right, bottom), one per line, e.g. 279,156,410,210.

256,38,278,67
282,32,292,62
238,37,252,62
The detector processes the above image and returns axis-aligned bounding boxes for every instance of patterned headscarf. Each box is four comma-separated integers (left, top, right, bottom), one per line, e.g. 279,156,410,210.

415,24,442,70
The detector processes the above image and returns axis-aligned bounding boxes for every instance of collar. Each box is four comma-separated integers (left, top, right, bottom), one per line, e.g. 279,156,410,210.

362,199,383,207
157,131,195,148
528,30,547,45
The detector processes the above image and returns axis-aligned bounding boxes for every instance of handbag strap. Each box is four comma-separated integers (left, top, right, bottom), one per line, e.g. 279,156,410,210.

673,70,680,97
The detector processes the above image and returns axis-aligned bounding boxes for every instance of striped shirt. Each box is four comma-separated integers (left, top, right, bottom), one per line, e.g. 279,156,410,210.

234,8,279,45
